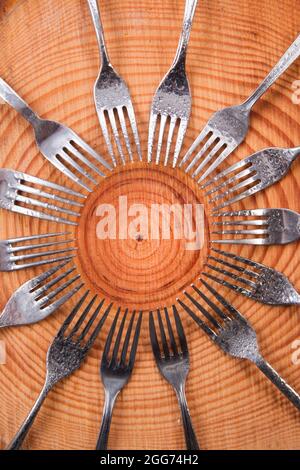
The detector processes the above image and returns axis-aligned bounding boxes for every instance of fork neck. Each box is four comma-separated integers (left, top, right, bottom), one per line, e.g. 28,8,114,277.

172,0,198,68
0,78,41,126
87,0,111,68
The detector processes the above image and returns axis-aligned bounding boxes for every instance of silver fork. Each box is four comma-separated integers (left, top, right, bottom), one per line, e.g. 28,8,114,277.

87,0,142,166
178,279,300,412
204,147,300,211
0,261,82,328
147,0,198,166
211,209,300,245
96,308,142,450
0,78,111,191
0,232,76,271
0,169,85,226
179,34,300,181
149,306,200,450
203,248,300,305
6,291,111,450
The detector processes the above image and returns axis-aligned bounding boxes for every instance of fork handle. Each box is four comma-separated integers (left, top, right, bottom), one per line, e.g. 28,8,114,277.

87,0,110,66
6,382,51,450
96,390,118,450
254,355,300,410
0,78,40,126
243,34,300,109
175,385,200,450
173,0,198,66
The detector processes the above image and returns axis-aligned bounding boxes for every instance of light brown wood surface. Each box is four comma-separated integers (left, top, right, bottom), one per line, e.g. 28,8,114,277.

0,0,300,450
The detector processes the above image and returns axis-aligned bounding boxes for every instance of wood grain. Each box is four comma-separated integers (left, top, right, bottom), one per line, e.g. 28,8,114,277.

0,0,300,450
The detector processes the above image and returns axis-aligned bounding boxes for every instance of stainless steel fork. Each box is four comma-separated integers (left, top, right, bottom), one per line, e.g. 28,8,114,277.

204,248,300,305
96,308,142,450
0,78,111,191
0,232,75,271
87,0,142,166
0,261,82,328
149,307,199,450
178,279,300,412
148,0,198,166
204,147,300,211
7,291,111,450
179,34,300,181
211,209,300,245
0,169,84,226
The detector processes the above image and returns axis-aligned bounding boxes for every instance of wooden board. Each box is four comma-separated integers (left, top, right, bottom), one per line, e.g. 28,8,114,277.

0,0,300,450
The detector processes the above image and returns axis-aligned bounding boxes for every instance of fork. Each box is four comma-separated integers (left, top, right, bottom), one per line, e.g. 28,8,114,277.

203,146,300,211
147,0,198,166
203,248,300,305
178,279,300,412
0,169,84,226
96,308,142,450
87,0,142,166
0,261,82,328
0,232,76,271
149,307,199,450
211,209,300,245
6,291,112,449
0,77,111,191
179,34,300,181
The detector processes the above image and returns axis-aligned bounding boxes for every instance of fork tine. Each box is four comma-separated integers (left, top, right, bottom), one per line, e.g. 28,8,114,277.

21,172,86,199
184,290,223,328
98,110,117,167
177,298,217,340
192,285,230,322
117,107,133,162
173,305,189,355
12,247,75,263
50,158,92,192
211,237,269,245
208,254,258,278
200,278,243,321
157,309,170,358
212,219,267,226
58,290,90,336
164,116,177,166
149,311,161,360
212,184,262,211
76,298,105,342
15,183,84,208
198,145,233,182
120,311,135,366
126,103,142,161
111,309,128,365
213,209,269,218
9,237,74,253
128,311,142,369
203,272,252,296
212,229,269,236
210,175,260,203
60,150,98,184
173,118,188,168
27,260,71,290
33,266,76,298
65,144,105,177
147,113,158,163
202,159,250,190
102,308,121,362
15,194,80,218
206,167,253,197
84,302,113,349
70,134,112,170
68,294,98,339
211,248,264,269
205,264,255,288
184,134,216,173
6,232,70,245
41,282,84,320
192,140,226,179
156,115,168,165
38,274,81,307
179,127,211,169
8,205,78,226
108,108,126,165
11,255,75,271
164,307,178,356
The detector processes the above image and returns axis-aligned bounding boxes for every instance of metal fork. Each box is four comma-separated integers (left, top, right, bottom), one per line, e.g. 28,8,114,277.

211,209,300,245
0,232,76,271
147,0,198,166
0,261,82,328
178,279,300,412
179,34,300,181
149,307,199,450
96,308,142,450
7,291,111,450
0,78,111,191
87,0,142,166
0,169,84,226
204,147,300,211
203,248,300,305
